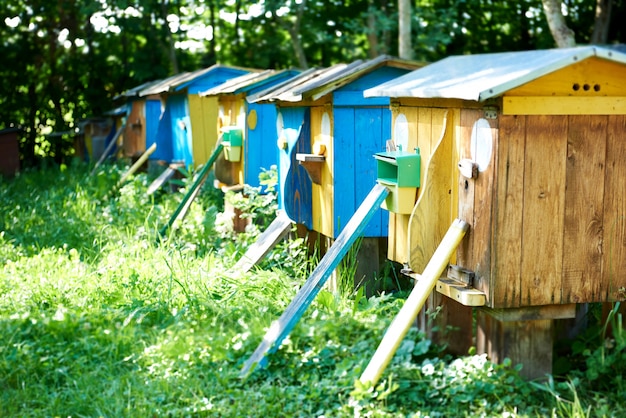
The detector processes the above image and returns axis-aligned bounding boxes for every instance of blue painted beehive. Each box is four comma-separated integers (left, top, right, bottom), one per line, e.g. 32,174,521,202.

139,65,252,167
199,69,301,189
249,56,424,240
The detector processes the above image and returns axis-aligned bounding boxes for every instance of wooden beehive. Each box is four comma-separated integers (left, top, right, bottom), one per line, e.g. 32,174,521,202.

367,46,626,309
250,57,424,240
366,46,626,377
139,65,252,167
0,127,21,176
200,69,301,188
117,80,163,158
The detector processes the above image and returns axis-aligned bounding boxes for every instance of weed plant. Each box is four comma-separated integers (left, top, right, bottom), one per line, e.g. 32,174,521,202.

1,161,625,417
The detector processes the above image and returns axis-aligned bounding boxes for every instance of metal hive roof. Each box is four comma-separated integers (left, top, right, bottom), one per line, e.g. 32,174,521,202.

364,46,626,102
138,64,254,96
199,69,301,97
246,65,350,103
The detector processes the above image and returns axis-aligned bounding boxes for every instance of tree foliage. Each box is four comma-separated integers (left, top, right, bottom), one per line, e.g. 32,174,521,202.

1,0,625,167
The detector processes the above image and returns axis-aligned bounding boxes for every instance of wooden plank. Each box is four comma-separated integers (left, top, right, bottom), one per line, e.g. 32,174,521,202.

481,304,576,322
310,106,333,237
408,110,453,272
492,115,526,307
417,107,432,186
147,164,181,195
90,124,125,175
562,115,607,303
506,57,626,98
158,143,224,238
241,184,389,376
602,115,626,301
354,107,388,238
456,110,476,282
360,219,469,386
521,116,567,306
435,278,486,306
469,110,497,299
477,311,554,380
503,96,626,115
231,211,293,273
333,107,356,236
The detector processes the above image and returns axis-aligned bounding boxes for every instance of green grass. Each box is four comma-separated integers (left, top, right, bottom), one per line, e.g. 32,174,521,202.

1,161,626,417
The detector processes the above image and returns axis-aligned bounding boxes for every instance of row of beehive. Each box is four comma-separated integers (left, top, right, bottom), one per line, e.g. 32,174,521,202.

112,46,626,311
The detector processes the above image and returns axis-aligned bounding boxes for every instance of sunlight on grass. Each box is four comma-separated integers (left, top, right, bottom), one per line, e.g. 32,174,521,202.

1,161,626,417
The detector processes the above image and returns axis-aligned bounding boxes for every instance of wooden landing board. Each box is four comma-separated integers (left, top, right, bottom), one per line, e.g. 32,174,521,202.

240,183,390,376
158,144,223,238
147,164,182,195
231,211,293,273
408,111,454,272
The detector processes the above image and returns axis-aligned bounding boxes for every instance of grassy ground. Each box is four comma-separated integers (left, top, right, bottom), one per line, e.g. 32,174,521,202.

1,161,625,417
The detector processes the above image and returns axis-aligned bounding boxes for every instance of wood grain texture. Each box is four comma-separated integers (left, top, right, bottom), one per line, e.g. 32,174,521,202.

520,115,567,306
408,110,453,273
562,115,607,303
477,311,553,380
603,115,626,302
492,115,526,307
241,184,389,376
231,211,292,273
310,106,334,237
466,110,497,298
506,57,626,97
123,100,146,157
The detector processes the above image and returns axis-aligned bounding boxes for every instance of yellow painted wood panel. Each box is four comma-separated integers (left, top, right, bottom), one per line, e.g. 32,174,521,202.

503,96,626,115
492,115,526,308
603,115,626,302
408,110,453,273
311,106,334,237
520,116,567,306
562,115,607,303
190,96,219,166
417,107,432,190
507,57,626,97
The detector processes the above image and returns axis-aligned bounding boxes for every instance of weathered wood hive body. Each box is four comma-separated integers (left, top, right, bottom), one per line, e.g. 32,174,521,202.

366,46,626,310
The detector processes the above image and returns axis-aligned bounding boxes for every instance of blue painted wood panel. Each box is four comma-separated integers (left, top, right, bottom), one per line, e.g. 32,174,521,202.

151,105,173,162
245,102,278,188
333,106,390,238
334,67,411,107
168,95,192,166
278,107,312,228
145,99,161,155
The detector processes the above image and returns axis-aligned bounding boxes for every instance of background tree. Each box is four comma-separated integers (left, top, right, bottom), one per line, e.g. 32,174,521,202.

2,0,626,168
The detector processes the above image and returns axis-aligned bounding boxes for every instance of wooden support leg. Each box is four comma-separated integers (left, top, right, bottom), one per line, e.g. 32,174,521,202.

418,293,474,356
355,237,387,295
476,305,576,380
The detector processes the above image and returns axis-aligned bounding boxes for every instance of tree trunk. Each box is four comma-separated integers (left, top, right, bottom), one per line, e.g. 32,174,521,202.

161,0,179,74
366,7,379,59
398,0,413,59
590,0,612,44
288,0,308,69
542,0,576,47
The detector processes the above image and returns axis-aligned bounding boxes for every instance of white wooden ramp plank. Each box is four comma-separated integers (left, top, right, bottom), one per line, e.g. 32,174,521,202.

240,183,390,376
147,164,180,195
231,211,293,273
